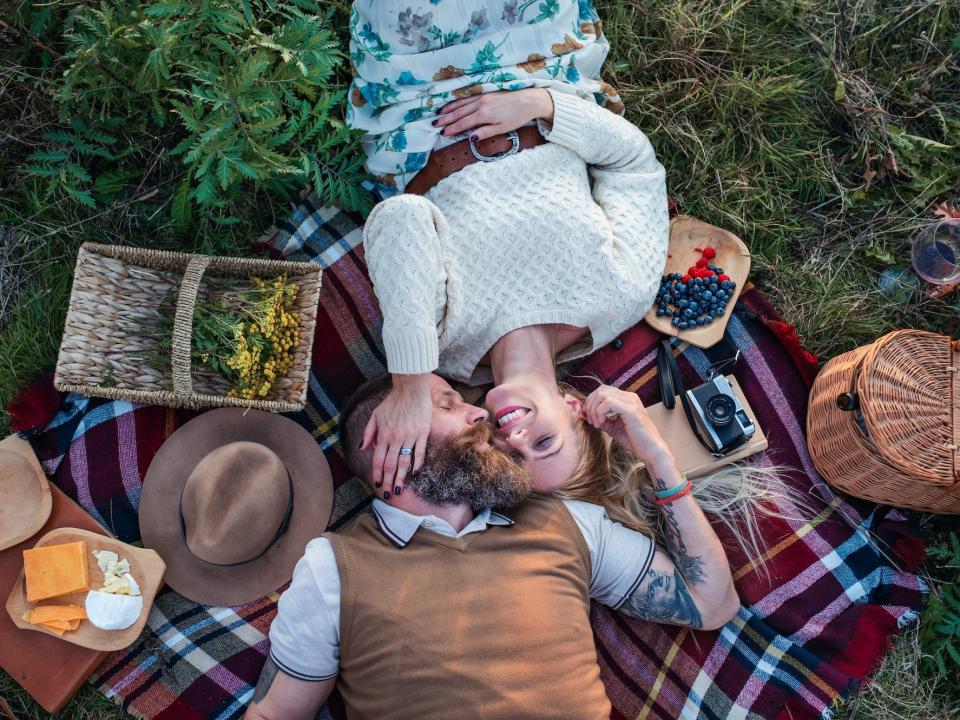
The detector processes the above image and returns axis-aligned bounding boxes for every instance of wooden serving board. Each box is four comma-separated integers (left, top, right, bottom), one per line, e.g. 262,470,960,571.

0,435,52,550
6,527,165,652
644,216,751,349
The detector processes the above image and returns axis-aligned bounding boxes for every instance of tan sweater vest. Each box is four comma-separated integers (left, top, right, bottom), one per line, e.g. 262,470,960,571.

325,496,610,720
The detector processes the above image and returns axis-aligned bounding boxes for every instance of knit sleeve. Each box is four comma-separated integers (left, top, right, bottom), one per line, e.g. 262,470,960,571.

363,194,447,375
539,88,669,263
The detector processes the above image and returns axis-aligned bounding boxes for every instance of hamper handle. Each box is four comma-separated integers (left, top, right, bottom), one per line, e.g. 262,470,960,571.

171,256,212,396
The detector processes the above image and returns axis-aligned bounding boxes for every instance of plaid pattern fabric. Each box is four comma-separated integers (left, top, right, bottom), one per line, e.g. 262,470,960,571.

10,194,925,720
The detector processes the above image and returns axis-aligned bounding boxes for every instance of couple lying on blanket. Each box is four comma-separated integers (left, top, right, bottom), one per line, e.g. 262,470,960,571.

247,2,778,718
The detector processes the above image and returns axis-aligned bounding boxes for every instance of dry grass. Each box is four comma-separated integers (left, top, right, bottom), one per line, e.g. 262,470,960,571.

832,623,958,720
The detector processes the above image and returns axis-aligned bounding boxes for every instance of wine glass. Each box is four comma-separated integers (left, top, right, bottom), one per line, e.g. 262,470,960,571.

911,219,960,285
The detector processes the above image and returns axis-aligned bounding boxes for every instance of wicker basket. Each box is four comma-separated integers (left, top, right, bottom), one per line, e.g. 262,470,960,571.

807,329,960,514
54,243,322,412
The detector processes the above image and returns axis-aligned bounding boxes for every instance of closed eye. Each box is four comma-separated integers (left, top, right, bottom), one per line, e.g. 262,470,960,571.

535,435,554,450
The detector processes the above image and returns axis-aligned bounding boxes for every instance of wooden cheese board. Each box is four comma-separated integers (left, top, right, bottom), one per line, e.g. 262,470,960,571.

644,216,751,349
6,527,165,651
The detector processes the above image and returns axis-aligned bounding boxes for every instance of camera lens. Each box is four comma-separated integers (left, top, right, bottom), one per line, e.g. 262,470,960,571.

705,394,736,427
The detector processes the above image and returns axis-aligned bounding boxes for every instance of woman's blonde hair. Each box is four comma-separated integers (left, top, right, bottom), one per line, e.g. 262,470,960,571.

552,384,818,570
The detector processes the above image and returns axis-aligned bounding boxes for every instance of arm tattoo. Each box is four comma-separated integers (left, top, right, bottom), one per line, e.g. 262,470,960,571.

654,477,705,586
252,657,281,704
619,568,703,628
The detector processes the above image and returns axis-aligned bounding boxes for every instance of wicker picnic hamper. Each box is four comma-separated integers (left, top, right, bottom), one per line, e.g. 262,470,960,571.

54,243,322,412
807,329,960,514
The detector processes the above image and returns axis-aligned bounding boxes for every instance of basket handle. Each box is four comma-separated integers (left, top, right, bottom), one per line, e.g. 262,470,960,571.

171,256,211,396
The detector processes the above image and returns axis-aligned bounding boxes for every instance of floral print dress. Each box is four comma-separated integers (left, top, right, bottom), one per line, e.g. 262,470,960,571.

347,0,624,196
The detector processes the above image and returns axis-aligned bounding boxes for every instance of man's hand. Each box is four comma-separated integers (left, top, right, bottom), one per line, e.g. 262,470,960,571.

434,88,553,141
361,373,432,498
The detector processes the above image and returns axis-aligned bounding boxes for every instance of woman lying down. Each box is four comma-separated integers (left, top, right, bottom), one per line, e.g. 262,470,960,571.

348,0,801,562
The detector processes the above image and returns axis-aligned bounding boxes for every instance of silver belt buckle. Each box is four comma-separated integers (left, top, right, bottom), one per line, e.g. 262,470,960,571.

469,130,520,162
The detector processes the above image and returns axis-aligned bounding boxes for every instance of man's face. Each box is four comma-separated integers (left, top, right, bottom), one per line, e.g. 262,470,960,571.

407,422,533,511
427,375,490,440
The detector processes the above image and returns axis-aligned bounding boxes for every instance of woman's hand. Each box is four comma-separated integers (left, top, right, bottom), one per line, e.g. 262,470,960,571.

434,88,553,142
361,374,432,498
582,385,674,467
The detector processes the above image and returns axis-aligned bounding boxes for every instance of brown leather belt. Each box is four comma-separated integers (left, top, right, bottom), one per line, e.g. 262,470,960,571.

405,125,546,196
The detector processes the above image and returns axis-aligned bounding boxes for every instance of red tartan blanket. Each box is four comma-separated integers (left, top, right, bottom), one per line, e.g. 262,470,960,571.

9,199,926,720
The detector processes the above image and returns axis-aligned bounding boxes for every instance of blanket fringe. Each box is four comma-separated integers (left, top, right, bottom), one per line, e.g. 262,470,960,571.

897,608,922,629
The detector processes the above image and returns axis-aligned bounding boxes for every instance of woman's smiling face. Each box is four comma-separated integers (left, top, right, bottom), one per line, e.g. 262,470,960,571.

483,381,583,492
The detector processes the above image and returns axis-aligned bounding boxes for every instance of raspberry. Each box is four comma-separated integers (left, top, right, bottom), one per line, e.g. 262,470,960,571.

695,258,708,268
681,274,691,283
702,247,717,259
718,274,731,283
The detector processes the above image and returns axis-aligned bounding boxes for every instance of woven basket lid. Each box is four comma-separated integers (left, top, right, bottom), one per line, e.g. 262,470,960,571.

856,329,959,483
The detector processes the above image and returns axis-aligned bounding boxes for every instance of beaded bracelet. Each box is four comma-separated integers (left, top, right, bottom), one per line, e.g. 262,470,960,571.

654,479,693,505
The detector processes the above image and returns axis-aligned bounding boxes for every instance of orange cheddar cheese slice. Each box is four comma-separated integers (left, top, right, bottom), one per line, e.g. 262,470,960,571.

25,604,87,624
40,619,81,632
23,541,90,603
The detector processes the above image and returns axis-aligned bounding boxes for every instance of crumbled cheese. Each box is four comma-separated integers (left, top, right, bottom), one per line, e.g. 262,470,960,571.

92,550,140,597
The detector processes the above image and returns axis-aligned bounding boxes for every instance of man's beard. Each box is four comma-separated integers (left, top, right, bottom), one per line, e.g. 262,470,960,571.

408,423,532,511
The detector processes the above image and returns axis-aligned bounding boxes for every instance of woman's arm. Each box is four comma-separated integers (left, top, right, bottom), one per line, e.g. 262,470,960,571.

583,386,740,630
362,194,448,491
435,88,668,262
541,89,669,261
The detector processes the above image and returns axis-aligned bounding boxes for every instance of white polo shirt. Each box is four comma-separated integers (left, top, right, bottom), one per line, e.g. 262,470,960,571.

269,498,656,681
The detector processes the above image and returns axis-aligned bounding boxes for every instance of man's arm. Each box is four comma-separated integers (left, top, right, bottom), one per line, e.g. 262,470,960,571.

243,657,336,720
618,452,740,630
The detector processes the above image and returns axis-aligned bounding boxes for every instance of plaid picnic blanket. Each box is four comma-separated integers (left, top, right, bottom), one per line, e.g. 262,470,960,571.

9,196,926,720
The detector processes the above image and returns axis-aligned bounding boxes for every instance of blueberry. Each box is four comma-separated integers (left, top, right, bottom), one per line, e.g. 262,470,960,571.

697,317,707,326
721,280,733,290
708,264,717,271
662,293,672,304
665,308,673,317
715,267,724,275
682,308,694,319
678,298,689,308
705,314,714,322
672,316,680,327
678,321,688,329
677,284,687,294
689,302,698,312
708,282,718,292
702,290,713,302
656,309,664,317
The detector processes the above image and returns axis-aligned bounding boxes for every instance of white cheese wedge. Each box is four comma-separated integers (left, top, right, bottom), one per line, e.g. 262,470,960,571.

123,573,141,596
85,590,143,631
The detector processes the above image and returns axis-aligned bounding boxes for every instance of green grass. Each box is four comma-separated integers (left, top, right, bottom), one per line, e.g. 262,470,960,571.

1,0,959,716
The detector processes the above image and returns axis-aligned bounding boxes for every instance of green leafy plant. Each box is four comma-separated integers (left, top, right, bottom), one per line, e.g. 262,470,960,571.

921,530,960,688
31,0,371,217
25,117,118,208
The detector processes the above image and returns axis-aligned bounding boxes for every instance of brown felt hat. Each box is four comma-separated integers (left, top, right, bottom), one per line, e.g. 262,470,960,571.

0,435,53,551
139,409,333,607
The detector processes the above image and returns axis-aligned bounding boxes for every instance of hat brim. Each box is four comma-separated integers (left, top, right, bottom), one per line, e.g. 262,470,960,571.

0,436,53,552
139,409,333,607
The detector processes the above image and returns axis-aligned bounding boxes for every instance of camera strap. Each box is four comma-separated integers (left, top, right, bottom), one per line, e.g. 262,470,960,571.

656,338,748,458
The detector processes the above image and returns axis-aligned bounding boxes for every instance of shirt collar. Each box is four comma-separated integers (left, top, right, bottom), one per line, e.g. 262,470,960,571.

370,499,515,548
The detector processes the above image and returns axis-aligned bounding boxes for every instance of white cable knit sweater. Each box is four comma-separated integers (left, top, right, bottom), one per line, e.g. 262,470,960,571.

363,89,669,385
